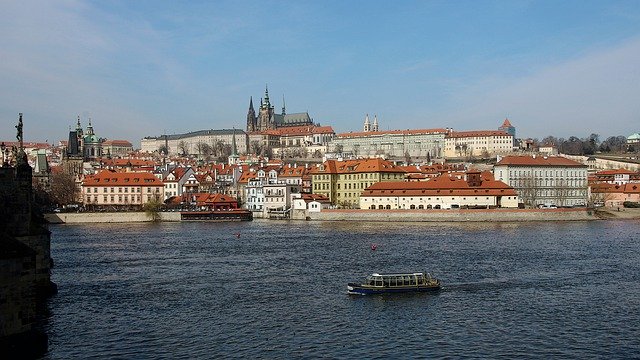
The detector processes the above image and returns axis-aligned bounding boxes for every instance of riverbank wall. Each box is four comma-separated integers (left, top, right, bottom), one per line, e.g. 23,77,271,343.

45,208,639,224
302,208,597,222
45,212,182,224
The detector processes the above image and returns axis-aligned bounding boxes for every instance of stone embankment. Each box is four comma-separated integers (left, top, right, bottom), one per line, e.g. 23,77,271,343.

45,212,181,224
305,208,598,222
45,208,640,224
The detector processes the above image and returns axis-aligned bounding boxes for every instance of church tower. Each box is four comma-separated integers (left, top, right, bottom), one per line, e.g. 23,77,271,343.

372,115,379,132
258,85,276,131
363,114,371,132
246,97,256,132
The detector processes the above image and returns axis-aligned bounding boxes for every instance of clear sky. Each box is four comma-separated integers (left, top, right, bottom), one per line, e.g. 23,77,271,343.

1,0,639,145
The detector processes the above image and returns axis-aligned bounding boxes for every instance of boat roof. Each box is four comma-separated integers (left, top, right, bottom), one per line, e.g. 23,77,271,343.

370,272,428,277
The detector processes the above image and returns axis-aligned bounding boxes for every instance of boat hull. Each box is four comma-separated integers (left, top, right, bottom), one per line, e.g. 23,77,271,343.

347,283,441,295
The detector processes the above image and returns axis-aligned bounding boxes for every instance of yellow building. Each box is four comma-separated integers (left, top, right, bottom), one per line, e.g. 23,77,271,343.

310,158,406,207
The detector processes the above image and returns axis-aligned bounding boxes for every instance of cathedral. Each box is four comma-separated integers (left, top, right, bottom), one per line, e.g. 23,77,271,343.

246,86,315,132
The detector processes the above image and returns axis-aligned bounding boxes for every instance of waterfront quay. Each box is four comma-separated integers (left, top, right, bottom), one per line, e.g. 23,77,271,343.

42,207,625,224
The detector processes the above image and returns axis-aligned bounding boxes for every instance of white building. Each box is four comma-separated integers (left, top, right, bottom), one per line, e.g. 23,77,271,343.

141,129,248,156
493,155,588,207
359,172,518,210
162,166,195,200
331,117,448,159
444,130,514,159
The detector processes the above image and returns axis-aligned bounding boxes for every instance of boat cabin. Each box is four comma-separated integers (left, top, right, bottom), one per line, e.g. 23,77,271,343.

365,273,436,287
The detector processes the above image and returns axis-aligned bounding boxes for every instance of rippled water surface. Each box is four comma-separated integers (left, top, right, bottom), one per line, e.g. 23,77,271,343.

41,220,640,359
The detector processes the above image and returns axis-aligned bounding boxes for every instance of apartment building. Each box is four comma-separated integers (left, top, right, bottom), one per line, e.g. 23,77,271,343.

360,171,518,210
494,155,588,207
81,170,164,209
310,158,406,207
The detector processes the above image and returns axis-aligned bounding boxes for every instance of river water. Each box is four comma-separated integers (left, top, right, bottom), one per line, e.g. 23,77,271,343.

39,220,640,359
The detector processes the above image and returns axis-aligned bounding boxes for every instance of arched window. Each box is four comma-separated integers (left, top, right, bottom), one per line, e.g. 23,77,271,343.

418,205,424,209
410,204,416,209
378,205,384,209
385,205,391,210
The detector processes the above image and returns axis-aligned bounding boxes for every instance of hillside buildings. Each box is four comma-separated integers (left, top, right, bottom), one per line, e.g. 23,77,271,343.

141,129,247,156
443,130,514,158
65,117,133,160
494,155,588,207
331,116,515,160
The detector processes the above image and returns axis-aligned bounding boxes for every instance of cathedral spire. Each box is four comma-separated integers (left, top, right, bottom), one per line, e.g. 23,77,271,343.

282,94,286,115
263,85,271,108
247,97,256,132
373,115,379,132
363,114,371,132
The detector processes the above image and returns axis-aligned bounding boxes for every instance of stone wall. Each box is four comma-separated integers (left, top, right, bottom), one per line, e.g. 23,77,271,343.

306,208,595,222
45,212,182,224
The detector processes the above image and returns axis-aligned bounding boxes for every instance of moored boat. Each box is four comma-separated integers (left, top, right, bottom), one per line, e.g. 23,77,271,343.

347,272,441,295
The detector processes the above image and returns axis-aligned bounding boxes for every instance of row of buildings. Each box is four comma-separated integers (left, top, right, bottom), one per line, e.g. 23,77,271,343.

72,153,608,217
140,85,519,160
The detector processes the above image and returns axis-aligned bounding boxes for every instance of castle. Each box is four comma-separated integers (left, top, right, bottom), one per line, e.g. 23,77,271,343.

246,86,315,132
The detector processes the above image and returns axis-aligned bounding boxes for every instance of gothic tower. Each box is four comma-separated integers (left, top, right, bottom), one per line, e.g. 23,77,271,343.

246,97,256,132
372,115,379,132
258,85,275,131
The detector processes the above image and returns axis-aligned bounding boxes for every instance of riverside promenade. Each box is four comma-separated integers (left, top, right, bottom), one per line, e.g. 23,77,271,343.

44,208,640,224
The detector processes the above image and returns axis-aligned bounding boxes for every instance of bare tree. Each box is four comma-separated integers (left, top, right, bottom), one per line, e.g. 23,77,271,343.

177,140,188,156
50,171,79,206
518,173,540,208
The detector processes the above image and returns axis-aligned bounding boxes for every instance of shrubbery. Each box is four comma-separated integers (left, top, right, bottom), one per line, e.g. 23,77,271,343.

623,201,640,208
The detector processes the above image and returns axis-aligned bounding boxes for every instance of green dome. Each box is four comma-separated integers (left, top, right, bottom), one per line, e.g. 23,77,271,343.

84,134,100,144
628,133,640,140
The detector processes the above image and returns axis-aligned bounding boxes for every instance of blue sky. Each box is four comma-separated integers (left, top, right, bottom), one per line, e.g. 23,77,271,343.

1,0,639,145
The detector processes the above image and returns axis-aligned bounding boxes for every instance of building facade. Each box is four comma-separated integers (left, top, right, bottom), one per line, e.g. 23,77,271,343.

310,158,406,207
141,129,248,156
359,171,519,210
332,128,448,159
443,130,514,158
81,170,164,209
493,155,588,207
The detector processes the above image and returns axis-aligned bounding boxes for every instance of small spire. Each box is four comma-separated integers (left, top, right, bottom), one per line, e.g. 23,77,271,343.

282,94,286,115
249,96,254,111
264,84,270,107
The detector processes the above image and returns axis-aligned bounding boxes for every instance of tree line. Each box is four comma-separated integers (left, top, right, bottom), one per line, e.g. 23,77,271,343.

536,134,634,155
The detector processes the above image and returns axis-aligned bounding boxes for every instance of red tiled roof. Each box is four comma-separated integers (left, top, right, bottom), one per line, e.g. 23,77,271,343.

501,118,513,127
82,170,163,187
447,130,510,138
336,128,448,138
309,158,406,175
363,175,516,197
102,140,133,146
496,156,585,167
301,193,331,203
274,125,334,136
591,183,640,194
595,169,638,176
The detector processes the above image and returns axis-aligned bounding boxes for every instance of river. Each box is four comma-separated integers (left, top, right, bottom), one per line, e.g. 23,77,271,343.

39,220,640,358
